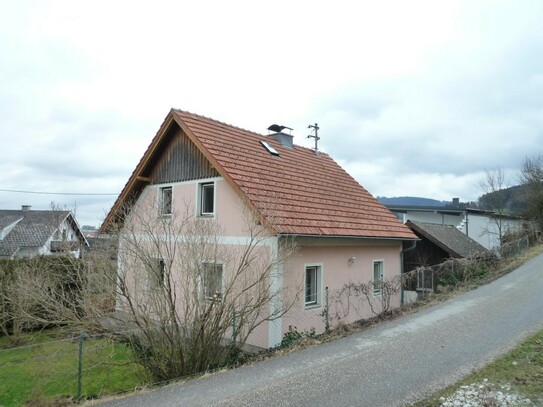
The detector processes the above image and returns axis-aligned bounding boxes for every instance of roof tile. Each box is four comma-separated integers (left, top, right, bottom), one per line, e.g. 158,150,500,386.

172,110,415,239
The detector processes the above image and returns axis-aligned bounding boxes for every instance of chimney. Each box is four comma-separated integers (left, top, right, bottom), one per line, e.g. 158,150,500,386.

21,205,31,212
267,124,294,148
452,198,460,207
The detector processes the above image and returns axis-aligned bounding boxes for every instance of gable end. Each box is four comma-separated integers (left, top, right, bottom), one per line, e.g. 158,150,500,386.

150,125,219,184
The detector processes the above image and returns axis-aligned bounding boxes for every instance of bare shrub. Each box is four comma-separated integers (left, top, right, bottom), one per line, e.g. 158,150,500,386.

109,200,299,380
328,277,402,325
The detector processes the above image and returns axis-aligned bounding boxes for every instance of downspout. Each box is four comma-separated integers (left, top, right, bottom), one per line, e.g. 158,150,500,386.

400,240,418,305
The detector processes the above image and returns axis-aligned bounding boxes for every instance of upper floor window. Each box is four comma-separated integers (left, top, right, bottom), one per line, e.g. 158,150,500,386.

373,260,384,295
160,186,172,216
199,182,214,216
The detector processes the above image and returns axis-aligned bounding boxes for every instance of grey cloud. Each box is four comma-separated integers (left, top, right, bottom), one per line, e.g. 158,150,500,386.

315,34,543,180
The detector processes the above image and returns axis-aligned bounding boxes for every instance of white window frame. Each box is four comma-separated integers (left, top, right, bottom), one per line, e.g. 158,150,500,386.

304,263,323,309
201,261,224,302
372,260,384,296
159,186,173,217
198,182,215,217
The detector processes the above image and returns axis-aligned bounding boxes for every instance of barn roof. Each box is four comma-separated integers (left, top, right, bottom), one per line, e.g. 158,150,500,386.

406,220,488,258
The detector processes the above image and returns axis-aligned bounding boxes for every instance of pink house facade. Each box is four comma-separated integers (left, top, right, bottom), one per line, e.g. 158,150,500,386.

102,109,416,349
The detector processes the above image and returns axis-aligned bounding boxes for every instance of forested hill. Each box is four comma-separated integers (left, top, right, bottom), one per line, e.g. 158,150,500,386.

478,184,527,215
377,196,447,206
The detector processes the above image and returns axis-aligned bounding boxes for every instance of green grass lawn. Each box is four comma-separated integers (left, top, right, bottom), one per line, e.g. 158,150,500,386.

0,330,143,407
415,328,543,406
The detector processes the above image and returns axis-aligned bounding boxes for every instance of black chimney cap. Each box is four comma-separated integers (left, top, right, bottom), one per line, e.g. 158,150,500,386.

268,124,293,133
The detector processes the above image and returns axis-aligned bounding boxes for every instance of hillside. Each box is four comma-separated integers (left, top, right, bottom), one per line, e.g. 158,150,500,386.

478,184,527,215
377,196,447,207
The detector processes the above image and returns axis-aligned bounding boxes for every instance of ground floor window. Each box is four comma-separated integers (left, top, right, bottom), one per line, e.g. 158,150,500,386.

373,260,384,295
305,265,322,308
202,262,223,301
147,258,166,291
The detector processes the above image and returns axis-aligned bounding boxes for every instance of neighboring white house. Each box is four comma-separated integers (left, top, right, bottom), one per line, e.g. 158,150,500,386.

387,204,523,250
0,205,88,259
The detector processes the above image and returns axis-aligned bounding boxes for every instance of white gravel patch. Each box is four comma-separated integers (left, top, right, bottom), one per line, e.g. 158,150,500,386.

439,379,533,406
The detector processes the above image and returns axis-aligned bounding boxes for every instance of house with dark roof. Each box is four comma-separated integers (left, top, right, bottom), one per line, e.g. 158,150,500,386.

102,109,417,348
0,205,88,259
404,220,488,272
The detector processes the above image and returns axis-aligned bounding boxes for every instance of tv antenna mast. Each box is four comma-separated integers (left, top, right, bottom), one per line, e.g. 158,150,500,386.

307,123,320,155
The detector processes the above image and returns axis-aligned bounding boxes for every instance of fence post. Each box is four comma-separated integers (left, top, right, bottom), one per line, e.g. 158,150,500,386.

77,332,83,401
231,308,237,349
324,287,330,332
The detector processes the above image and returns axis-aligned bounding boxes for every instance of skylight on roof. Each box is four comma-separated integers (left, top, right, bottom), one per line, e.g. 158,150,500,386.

260,141,279,156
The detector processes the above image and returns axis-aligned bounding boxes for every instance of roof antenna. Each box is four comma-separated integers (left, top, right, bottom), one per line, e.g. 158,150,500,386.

307,123,320,155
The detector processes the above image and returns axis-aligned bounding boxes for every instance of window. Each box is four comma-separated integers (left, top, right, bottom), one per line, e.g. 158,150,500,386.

305,265,321,307
202,262,223,301
160,187,172,216
147,258,166,291
373,260,384,295
199,182,214,216
260,140,279,156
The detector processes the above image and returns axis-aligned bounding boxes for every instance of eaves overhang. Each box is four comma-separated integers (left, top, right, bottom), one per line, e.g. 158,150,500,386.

277,233,419,241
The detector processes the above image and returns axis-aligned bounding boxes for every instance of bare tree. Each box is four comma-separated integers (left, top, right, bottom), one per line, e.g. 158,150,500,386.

3,198,299,381
0,254,113,342
112,200,299,380
520,155,543,228
479,167,509,244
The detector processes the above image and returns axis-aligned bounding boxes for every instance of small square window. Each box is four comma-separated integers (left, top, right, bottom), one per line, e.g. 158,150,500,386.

199,183,214,216
373,260,384,295
202,262,223,301
160,187,172,216
305,265,321,307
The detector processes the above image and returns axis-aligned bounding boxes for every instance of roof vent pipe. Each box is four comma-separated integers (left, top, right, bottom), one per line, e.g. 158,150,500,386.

267,124,294,148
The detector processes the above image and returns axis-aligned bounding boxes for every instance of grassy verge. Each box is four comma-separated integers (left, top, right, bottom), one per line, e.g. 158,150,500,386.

0,330,143,407
414,328,543,406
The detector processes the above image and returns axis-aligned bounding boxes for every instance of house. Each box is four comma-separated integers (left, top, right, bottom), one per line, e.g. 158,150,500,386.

387,204,523,250
404,220,488,272
0,205,88,259
102,109,417,348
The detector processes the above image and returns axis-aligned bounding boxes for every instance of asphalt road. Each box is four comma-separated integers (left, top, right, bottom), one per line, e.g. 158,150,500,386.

97,253,543,407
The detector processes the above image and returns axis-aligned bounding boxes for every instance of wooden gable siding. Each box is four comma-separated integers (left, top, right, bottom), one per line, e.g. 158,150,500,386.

150,126,219,184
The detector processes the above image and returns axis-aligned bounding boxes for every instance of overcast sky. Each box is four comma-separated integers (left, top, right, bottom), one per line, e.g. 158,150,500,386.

1,1,542,227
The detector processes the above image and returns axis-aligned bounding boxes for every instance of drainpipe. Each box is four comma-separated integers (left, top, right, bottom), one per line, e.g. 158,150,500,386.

400,240,418,305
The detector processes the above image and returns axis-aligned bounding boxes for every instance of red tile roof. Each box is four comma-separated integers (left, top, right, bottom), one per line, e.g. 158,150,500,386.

103,109,416,240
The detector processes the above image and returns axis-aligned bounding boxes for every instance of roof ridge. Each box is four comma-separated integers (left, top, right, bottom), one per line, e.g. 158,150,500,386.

173,108,266,138
172,108,328,156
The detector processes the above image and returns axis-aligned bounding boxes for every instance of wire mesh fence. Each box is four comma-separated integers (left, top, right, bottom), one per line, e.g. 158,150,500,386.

408,234,535,295
0,330,143,406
